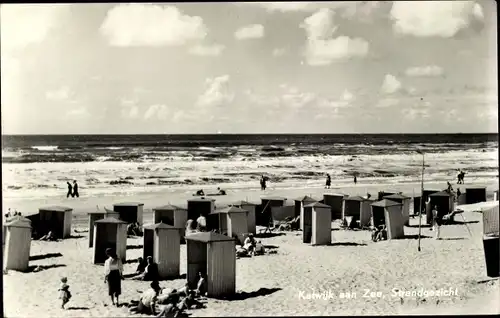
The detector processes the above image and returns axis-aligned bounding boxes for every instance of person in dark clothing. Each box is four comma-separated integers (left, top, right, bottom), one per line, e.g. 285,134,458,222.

325,174,331,189
217,187,226,195
260,175,267,190
135,257,147,274
457,188,461,198
447,181,453,193
66,182,73,198
72,180,79,198
195,189,204,196
130,256,159,281
354,176,357,185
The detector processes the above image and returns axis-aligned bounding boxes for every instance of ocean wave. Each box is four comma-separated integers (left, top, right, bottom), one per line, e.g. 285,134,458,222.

31,145,59,151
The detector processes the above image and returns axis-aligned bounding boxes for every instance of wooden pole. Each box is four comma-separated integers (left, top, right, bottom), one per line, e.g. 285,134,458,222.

418,152,424,252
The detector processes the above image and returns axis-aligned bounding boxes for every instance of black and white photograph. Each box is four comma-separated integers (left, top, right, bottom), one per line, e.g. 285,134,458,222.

1,1,499,316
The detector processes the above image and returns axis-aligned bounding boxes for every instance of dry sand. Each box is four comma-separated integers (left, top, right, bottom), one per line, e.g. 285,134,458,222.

3,179,499,317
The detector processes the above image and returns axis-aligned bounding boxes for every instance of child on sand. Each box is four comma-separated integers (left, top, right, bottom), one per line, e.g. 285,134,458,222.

58,277,72,309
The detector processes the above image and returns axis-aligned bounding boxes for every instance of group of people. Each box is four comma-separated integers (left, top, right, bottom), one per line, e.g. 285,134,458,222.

4,209,22,220
66,180,79,198
324,173,357,188
127,222,143,236
236,233,266,257
128,272,206,317
371,225,387,242
457,170,466,184
194,187,226,196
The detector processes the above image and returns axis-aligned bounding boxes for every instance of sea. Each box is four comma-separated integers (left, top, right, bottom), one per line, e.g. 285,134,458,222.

2,134,498,200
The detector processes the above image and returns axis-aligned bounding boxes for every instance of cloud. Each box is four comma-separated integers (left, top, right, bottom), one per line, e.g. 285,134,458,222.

196,75,235,108
405,107,430,119
234,24,265,40
45,86,71,101
66,106,90,118
272,48,287,57
390,1,485,38
0,4,69,52
243,2,313,12
281,88,317,109
381,74,402,94
188,44,225,56
144,104,169,120
405,65,444,77
100,4,207,47
301,9,369,65
376,98,400,108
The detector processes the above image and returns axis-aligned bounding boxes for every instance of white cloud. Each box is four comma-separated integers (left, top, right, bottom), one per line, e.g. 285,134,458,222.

301,9,369,65
376,98,400,108
45,86,71,101
196,75,235,108
281,89,317,109
188,44,225,56
234,24,265,40
144,104,169,120
318,89,355,109
272,48,287,57
66,106,90,118
405,65,444,77
405,107,430,119
0,4,69,52
342,89,354,101
100,4,207,47
390,1,485,38
245,2,313,12
381,74,402,94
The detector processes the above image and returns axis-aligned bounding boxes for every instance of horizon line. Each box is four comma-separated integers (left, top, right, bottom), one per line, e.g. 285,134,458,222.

1,132,498,136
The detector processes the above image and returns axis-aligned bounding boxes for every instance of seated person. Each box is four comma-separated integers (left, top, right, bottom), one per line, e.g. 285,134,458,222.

130,256,160,281
177,283,191,297
216,187,226,195
196,214,207,232
40,231,57,241
177,293,205,311
157,288,181,305
195,272,206,297
195,189,205,196
236,246,249,257
254,241,266,255
243,234,257,255
129,281,162,315
135,257,146,273
185,219,197,235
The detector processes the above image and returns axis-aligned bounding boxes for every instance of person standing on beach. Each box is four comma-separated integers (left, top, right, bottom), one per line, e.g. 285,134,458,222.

432,206,441,240
325,174,331,189
104,248,123,307
66,182,72,198
260,175,267,191
354,176,357,185
72,180,79,198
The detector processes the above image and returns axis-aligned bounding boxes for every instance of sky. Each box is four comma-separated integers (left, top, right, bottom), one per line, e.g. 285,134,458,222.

0,1,497,134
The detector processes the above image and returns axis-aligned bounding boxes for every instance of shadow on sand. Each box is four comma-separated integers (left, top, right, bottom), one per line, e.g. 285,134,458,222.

29,252,63,261
255,232,285,239
26,264,66,273
439,237,466,241
67,307,89,310
406,224,432,228
223,287,282,301
447,220,479,225
68,234,85,239
127,244,143,250
263,245,279,250
329,242,367,247
401,234,432,240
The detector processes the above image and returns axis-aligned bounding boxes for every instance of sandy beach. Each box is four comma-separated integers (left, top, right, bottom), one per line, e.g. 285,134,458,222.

3,179,499,317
